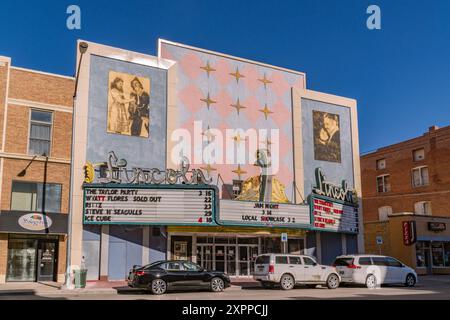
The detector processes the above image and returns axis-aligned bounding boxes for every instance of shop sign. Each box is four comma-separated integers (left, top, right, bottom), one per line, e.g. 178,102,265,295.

0,211,67,234
83,184,218,226
312,168,358,205
402,221,417,246
18,213,53,231
84,151,211,185
310,195,359,234
428,222,446,232
217,200,310,228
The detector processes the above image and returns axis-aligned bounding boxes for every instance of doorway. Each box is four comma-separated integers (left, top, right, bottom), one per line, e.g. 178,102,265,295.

6,237,58,282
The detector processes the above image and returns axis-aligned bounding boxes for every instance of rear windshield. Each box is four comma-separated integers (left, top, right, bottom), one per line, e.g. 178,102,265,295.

333,257,354,266
255,255,270,264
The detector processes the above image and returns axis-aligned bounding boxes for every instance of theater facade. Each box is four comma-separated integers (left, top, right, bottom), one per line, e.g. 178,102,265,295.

69,39,363,280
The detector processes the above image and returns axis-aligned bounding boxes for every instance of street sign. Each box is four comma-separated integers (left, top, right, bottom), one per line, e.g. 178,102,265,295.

376,236,383,245
281,233,288,242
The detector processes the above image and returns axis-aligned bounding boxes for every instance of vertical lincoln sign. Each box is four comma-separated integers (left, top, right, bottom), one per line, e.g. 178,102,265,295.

402,221,417,246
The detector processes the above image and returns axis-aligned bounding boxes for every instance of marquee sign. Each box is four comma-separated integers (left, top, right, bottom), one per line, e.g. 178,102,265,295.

310,195,359,233
217,200,310,228
83,184,218,226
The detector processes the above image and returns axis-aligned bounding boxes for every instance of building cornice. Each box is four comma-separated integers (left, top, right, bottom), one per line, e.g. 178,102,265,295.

0,152,71,164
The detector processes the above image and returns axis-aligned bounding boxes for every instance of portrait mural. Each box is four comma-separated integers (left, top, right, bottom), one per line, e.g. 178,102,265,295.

313,110,341,163
107,71,150,138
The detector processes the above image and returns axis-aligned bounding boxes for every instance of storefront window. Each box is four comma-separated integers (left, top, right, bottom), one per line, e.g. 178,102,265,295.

415,242,427,268
431,242,445,267
444,243,450,267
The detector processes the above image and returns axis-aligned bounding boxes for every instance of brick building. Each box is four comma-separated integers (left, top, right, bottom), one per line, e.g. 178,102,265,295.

0,56,74,283
361,125,450,274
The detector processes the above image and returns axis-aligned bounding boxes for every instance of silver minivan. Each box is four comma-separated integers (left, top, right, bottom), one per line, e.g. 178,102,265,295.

253,254,341,290
333,255,418,288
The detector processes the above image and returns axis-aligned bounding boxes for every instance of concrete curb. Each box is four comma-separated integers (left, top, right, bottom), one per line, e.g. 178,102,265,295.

0,284,257,296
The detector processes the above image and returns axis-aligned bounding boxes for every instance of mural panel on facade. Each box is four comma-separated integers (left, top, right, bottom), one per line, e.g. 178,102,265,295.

313,110,341,163
107,71,150,138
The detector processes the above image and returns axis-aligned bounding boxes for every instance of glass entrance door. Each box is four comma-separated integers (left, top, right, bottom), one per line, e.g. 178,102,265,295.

238,245,258,276
196,244,213,271
37,241,57,281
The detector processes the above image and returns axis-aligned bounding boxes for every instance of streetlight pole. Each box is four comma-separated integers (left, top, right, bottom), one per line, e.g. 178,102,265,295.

64,41,88,289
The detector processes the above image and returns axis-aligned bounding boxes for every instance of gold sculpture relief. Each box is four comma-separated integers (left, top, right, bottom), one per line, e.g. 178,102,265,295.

235,176,290,203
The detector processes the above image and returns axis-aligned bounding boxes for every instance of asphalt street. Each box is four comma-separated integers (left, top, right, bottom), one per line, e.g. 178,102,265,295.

0,276,449,300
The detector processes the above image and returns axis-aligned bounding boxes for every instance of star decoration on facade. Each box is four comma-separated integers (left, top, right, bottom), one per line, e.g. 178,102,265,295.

200,61,216,77
200,93,217,110
258,74,272,88
232,132,247,144
200,163,217,177
230,98,246,115
232,164,247,180
229,67,245,83
259,104,274,120
201,125,215,143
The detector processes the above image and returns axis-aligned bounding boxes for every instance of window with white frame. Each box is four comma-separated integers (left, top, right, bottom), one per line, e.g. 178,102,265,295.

412,166,429,187
414,201,432,215
376,158,386,170
376,175,391,193
29,110,52,156
378,206,393,221
413,148,425,162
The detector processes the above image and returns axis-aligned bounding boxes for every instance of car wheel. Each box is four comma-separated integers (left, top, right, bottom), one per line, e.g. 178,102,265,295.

210,277,225,292
405,274,416,287
150,279,167,295
366,274,377,289
261,282,274,289
280,274,295,290
326,274,340,289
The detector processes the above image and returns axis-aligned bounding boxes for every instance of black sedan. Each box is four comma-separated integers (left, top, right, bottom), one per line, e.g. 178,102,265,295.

127,260,231,295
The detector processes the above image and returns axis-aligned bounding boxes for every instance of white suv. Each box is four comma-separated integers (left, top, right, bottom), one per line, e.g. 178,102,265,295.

253,254,341,290
333,255,418,288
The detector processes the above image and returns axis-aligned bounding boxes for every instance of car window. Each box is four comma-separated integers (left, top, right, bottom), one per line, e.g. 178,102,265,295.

144,261,163,270
333,257,354,266
183,262,202,271
160,262,183,271
372,257,389,266
275,256,289,264
386,257,403,268
289,256,302,265
255,255,270,264
358,257,372,265
303,257,317,266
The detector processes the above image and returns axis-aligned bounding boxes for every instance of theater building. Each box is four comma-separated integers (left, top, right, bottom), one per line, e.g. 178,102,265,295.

0,56,73,283
68,39,363,281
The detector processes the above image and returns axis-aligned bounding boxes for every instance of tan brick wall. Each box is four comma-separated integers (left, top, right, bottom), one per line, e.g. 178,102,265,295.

1,158,70,213
4,104,72,159
8,69,74,107
0,61,9,151
0,233,8,283
364,221,391,255
57,235,67,282
361,126,450,222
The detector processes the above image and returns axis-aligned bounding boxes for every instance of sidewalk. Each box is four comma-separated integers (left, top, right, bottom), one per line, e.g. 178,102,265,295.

0,278,261,296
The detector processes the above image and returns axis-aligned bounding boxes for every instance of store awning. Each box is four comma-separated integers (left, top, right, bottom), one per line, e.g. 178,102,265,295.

417,235,450,242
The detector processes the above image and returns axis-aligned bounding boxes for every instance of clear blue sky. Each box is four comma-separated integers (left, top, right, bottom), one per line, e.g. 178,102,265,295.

1,0,449,153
